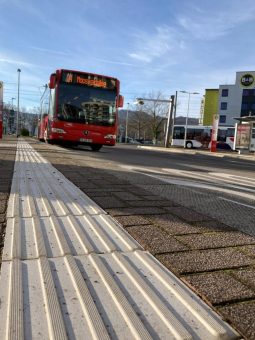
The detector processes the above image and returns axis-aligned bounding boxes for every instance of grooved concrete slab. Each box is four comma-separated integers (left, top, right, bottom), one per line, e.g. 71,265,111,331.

0,141,240,339
3,215,141,260
7,143,105,218
0,252,239,340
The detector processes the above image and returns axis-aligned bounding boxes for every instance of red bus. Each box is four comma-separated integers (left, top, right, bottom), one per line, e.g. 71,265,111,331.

38,69,123,151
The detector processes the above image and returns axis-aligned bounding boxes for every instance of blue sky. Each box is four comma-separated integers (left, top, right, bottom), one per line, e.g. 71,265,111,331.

1,0,255,118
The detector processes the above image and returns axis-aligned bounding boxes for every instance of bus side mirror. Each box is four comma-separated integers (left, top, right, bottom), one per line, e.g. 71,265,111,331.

118,95,124,108
49,73,56,89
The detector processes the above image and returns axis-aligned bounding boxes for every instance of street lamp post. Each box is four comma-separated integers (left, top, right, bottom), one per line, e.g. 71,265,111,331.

17,69,21,137
172,91,178,138
11,97,15,109
164,95,175,148
180,91,199,148
38,84,48,139
10,97,15,133
8,97,16,133
125,102,129,143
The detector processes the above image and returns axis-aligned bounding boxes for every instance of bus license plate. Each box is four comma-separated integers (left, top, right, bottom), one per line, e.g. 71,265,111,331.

80,138,92,143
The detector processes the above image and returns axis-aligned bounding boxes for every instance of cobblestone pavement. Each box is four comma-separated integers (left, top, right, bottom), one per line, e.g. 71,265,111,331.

1,137,255,339
123,175,255,237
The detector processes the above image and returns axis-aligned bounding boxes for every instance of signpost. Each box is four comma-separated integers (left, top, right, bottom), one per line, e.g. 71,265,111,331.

210,113,219,152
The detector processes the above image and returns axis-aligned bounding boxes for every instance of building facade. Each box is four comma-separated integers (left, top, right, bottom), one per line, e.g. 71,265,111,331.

202,89,219,126
203,71,255,126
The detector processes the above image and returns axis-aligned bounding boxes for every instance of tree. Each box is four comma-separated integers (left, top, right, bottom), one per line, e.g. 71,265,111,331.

128,106,149,140
135,92,169,144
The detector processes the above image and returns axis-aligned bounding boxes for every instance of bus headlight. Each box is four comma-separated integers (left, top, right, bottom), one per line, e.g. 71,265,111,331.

51,128,66,134
104,134,116,140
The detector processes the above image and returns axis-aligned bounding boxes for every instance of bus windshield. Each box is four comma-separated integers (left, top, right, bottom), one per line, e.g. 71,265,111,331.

56,83,117,126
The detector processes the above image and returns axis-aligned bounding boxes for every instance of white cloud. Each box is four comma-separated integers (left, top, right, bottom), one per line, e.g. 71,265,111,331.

177,2,255,40
0,56,34,68
93,57,140,67
128,25,185,63
128,53,151,63
30,47,70,56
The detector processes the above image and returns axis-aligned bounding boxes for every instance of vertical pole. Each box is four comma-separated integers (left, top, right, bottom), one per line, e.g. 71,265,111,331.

10,98,15,133
39,84,48,139
164,98,172,148
248,121,253,152
125,103,129,143
0,82,3,139
164,95,175,148
170,91,178,146
17,69,21,137
210,114,219,152
233,122,238,151
168,95,175,146
183,92,190,148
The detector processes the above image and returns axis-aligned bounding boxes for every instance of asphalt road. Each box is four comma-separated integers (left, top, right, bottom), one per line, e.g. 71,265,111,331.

66,143,255,237
77,144,255,175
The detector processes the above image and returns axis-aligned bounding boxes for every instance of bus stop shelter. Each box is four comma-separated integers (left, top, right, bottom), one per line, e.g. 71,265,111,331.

234,116,255,153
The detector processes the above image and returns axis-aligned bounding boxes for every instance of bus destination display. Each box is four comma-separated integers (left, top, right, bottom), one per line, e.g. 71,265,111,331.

61,71,116,89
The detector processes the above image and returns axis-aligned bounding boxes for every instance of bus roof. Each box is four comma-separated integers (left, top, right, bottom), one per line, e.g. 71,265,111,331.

174,125,234,129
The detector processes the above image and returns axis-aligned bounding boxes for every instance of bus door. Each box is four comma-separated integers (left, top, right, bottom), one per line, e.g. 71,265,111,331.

172,126,185,146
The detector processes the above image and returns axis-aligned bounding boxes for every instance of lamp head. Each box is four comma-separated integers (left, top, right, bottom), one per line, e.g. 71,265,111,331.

135,98,144,105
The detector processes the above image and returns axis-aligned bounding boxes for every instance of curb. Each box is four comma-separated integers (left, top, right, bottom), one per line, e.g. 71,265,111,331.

137,145,255,161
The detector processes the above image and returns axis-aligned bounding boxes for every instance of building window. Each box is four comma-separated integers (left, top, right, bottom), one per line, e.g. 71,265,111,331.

243,89,255,96
173,126,185,139
221,89,229,97
220,102,227,110
242,103,248,110
219,115,226,123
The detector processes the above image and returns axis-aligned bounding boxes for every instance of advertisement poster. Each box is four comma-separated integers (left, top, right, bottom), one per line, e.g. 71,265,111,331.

235,124,251,149
0,81,3,139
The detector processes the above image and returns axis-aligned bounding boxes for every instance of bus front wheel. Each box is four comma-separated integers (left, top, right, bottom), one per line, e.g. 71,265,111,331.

91,144,102,151
186,141,193,149
44,128,48,143
44,128,53,144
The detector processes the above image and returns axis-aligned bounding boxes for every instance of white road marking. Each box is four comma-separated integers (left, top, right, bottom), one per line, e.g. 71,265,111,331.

219,197,255,210
149,174,255,201
162,168,255,189
120,165,255,202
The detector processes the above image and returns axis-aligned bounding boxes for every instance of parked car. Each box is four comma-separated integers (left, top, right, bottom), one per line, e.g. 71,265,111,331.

129,138,141,144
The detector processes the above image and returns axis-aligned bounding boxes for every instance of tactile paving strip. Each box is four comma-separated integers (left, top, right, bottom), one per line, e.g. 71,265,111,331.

0,140,239,339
